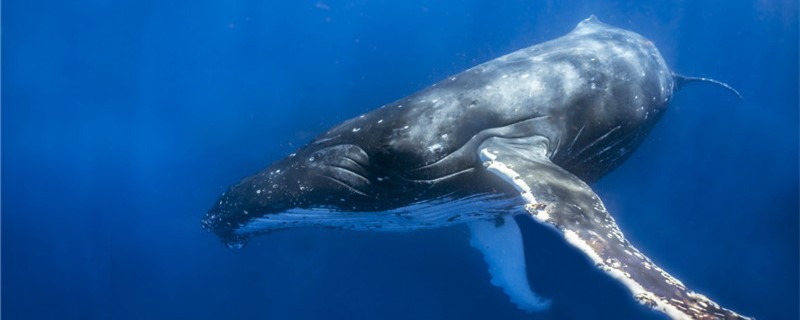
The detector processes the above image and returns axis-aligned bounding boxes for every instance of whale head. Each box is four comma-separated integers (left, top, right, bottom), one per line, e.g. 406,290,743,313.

202,143,377,248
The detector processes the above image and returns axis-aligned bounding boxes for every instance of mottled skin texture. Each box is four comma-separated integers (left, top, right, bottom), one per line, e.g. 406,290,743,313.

202,17,671,242
202,17,750,320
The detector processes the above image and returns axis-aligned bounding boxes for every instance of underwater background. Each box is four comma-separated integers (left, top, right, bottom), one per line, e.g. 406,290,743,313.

3,0,798,319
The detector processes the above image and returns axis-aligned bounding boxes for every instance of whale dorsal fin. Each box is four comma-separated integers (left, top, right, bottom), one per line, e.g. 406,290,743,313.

475,135,751,320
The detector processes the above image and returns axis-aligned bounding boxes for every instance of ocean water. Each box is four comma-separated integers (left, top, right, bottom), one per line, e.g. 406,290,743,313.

3,1,798,319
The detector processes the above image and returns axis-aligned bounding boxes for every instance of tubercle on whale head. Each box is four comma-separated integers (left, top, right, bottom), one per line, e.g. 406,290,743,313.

201,158,309,249
202,145,376,248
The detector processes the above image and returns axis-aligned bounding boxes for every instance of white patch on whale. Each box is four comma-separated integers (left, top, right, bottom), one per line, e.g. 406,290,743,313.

235,194,518,234
468,218,550,312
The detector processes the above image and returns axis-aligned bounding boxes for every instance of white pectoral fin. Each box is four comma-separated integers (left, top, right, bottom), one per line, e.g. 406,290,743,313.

477,135,752,320
467,217,550,312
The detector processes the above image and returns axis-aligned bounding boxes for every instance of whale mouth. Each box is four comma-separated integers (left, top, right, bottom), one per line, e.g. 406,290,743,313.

201,205,254,249
202,143,378,247
228,194,518,238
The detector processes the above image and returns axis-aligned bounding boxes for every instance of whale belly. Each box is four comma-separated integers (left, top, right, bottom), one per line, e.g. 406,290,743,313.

235,194,519,235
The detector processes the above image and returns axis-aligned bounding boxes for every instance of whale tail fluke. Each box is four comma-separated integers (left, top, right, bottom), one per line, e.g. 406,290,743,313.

673,73,743,101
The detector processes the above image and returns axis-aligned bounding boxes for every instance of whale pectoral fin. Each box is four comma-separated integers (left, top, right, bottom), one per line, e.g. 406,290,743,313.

478,136,751,320
467,217,551,312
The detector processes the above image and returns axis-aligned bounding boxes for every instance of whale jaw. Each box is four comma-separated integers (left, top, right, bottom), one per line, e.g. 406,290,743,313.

234,194,518,236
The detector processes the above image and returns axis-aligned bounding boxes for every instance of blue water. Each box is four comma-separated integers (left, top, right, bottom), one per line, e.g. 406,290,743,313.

3,1,798,319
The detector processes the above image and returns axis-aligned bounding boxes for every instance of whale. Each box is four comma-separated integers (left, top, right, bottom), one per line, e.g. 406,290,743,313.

202,16,749,320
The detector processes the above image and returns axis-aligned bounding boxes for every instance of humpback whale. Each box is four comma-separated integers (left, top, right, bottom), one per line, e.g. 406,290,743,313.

202,16,749,320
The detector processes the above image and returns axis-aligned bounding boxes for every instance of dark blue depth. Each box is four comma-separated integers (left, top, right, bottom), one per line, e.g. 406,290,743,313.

3,1,798,319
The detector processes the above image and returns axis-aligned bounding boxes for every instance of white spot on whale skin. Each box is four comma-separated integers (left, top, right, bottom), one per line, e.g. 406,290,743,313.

427,143,443,153
377,119,384,124
352,127,361,133
606,258,623,269
527,78,545,95
552,63,582,96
